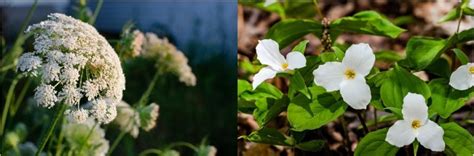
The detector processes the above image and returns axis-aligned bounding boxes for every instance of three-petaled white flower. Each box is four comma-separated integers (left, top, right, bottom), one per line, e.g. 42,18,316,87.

252,39,307,90
312,43,374,109
264,0,277,7
386,93,445,151
449,63,474,90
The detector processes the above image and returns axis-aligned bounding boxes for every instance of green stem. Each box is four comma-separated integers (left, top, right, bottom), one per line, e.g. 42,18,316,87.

107,130,127,156
339,116,351,154
137,69,160,107
55,118,66,156
167,142,199,152
78,123,97,153
35,104,67,156
89,0,104,25
373,106,378,129
356,110,369,134
11,78,31,117
413,141,419,156
0,75,21,136
312,0,324,20
138,149,163,156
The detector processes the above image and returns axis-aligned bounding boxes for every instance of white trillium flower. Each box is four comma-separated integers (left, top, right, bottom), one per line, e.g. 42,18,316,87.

469,0,474,9
252,39,307,90
386,93,445,151
449,63,474,90
264,0,277,7
312,43,374,109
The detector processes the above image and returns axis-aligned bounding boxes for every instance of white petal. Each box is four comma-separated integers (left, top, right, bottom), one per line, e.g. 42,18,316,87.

312,62,345,92
402,93,428,122
470,0,474,9
286,52,306,70
449,64,472,90
252,67,277,90
339,78,371,109
256,39,286,71
342,43,375,76
386,120,416,147
417,120,445,152
264,0,277,7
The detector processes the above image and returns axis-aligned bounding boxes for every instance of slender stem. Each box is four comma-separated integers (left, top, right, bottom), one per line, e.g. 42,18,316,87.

55,118,66,156
35,104,67,156
373,106,378,129
11,78,31,116
167,142,199,152
356,111,369,134
78,123,97,153
0,75,21,136
107,130,127,156
138,149,163,156
89,0,104,25
413,141,419,156
312,0,324,20
455,11,463,36
0,63,16,72
339,116,351,154
137,69,160,107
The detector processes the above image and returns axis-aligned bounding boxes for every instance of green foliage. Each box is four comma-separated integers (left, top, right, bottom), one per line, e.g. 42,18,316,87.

241,127,295,146
238,0,316,19
291,40,309,54
452,48,469,65
354,128,399,156
287,86,347,131
288,71,310,99
374,50,403,62
295,140,325,152
266,19,323,48
380,66,431,109
330,11,406,39
441,122,474,156
428,79,474,118
400,37,447,70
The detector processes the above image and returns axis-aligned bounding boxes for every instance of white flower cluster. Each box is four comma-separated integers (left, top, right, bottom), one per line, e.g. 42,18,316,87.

63,119,109,156
17,13,125,124
131,30,145,57
141,33,196,86
112,101,160,137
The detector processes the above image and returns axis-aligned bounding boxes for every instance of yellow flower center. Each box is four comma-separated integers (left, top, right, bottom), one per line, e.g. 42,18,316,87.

282,63,289,70
411,120,422,129
469,66,474,74
344,69,356,79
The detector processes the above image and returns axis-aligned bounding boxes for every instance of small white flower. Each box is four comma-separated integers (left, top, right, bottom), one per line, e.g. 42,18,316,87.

17,52,42,74
132,30,145,57
313,43,374,109
34,83,58,108
59,85,82,106
264,0,277,7
113,101,140,138
252,39,307,90
138,103,160,131
449,63,474,90
65,108,89,124
91,99,117,124
385,93,445,152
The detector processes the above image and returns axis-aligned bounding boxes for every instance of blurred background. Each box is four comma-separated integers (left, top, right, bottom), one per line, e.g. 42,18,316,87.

1,0,237,155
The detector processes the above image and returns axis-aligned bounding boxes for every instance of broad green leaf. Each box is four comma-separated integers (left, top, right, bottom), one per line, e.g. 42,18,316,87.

253,96,288,126
319,52,337,62
238,79,252,96
266,19,323,48
292,40,309,54
287,86,347,131
428,79,474,118
425,58,451,78
241,127,295,146
354,128,399,156
375,50,403,62
297,56,321,83
331,46,345,61
441,122,474,156
452,48,469,65
288,71,310,99
383,107,402,119
330,11,405,39
453,28,474,44
239,0,286,18
295,140,325,152
380,66,431,109
439,7,461,22
400,36,447,70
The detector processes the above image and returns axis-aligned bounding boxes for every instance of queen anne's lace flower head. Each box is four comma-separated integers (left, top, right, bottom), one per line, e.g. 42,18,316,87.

138,103,160,131
113,101,140,138
142,33,196,86
131,30,145,57
17,13,125,124
65,108,89,124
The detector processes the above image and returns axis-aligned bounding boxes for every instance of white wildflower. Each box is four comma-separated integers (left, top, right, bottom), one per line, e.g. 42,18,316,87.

385,93,445,152
313,43,374,110
449,63,474,90
18,13,125,124
34,84,58,108
470,0,474,9
91,99,117,124
138,103,160,131
63,120,109,156
17,52,42,75
132,30,145,57
252,39,307,90
113,101,140,138
142,32,197,86
65,108,89,124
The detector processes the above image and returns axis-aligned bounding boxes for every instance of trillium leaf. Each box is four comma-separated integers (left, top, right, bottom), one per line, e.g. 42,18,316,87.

253,96,289,126
425,58,451,78
319,52,338,63
400,36,447,70
330,11,406,39
288,71,310,99
295,140,325,152
238,79,252,96
439,7,461,23
354,128,399,156
241,127,295,146
380,66,431,109
287,86,347,131
297,56,321,83
266,19,323,48
374,50,403,62
292,40,309,54
441,122,474,156
452,48,469,65
239,82,283,113
428,79,474,118
331,46,345,61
